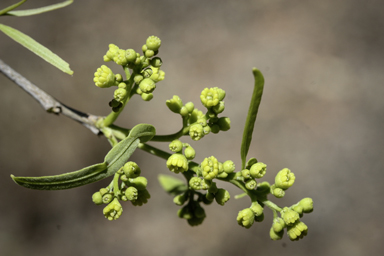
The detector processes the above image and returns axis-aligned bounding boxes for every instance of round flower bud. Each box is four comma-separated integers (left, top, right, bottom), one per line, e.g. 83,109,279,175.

146,35,161,51
287,221,308,241
173,194,187,206
142,68,153,78
103,198,123,221
254,213,265,222
256,181,270,193
189,123,205,141
272,217,286,233
125,49,137,62
184,146,196,160
99,188,109,196
123,161,141,178
113,49,128,66
141,93,153,101
281,207,300,226
125,186,138,201
179,106,189,116
250,202,264,216
237,208,255,229
189,177,203,190
201,156,219,181
188,216,205,226
218,117,231,131
131,189,151,206
215,189,230,206
200,87,220,108
250,162,267,179
208,182,218,194
217,172,228,178
189,108,205,124
139,78,156,93
210,124,220,134
118,82,127,89
166,153,189,173
275,168,296,190
271,185,285,198
169,139,183,153
203,126,211,135
299,197,314,213
270,227,284,240
214,87,226,101
245,179,257,190
193,204,206,219
114,88,127,102
94,65,116,88
150,68,165,82
166,95,183,114
292,204,303,214
212,101,225,114
129,176,148,190
142,44,148,52
184,102,195,113
145,49,155,58
150,57,162,68
178,205,193,220
134,74,144,84
221,160,235,174
102,193,113,204
241,169,251,179
104,44,120,61
92,191,103,205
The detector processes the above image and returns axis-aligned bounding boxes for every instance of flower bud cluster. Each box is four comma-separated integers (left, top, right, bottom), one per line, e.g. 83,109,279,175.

166,140,196,175
237,161,267,191
237,202,264,229
270,168,296,198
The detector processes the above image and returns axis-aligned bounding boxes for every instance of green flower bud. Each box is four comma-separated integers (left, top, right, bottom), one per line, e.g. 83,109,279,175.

145,49,155,58
102,193,113,204
202,193,214,204
189,177,204,190
222,160,235,173
217,172,228,178
150,67,165,82
272,217,286,233
189,108,205,124
270,227,284,240
131,189,151,206
103,198,123,220
208,182,218,194
299,198,314,213
142,68,153,78
206,192,215,202
214,87,226,101
129,176,148,190
241,169,251,179
166,95,183,114
173,194,187,206
92,191,103,205
150,57,162,67
146,35,161,51
142,44,148,52
212,101,225,114
237,208,255,229
189,123,205,141
281,207,300,226
287,221,308,241
166,153,189,173
125,49,137,62
201,156,219,181
203,126,211,135
250,162,267,179
134,74,144,84
218,117,231,131
139,78,156,93
178,205,193,219
215,189,230,206
184,146,196,160
184,102,195,113
118,82,127,89
123,161,141,178
169,139,183,153
256,181,270,193
200,87,220,108
113,49,128,66
254,213,264,222
114,88,127,102
141,93,153,101
99,188,109,196
187,216,205,226
250,202,264,216
271,185,285,198
193,204,206,219
292,204,303,215
245,179,257,190
125,186,138,201
275,168,295,190
94,65,116,88
245,157,258,169
104,44,119,62
179,106,189,116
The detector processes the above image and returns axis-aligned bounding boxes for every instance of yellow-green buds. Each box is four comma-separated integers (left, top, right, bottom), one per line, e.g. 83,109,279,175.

150,57,162,68
178,205,193,219
215,189,230,206
102,193,113,204
134,74,144,84
166,95,183,114
184,102,195,113
212,101,225,114
139,78,156,93
223,160,235,173
103,44,119,62
114,87,127,102
272,217,286,233
200,87,220,108
271,185,285,198
237,208,255,229
241,169,251,179
189,123,204,141
125,186,138,201
103,198,123,221
270,227,284,240
218,117,231,131
245,179,257,190
299,198,314,213
281,207,300,226
250,162,267,179
189,177,209,190
146,35,161,51
123,161,141,178
129,176,148,190
125,49,137,62
173,194,187,206
275,168,295,190
114,49,128,66
131,189,151,206
287,221,308,241
94,65,117,88
201,156,219,180
150,67,165,82
167,153,189,173
189,108,205,124
184,146,196,160
250,202,264,217
141,93,153,101
169,139,183,153
92,191,103,205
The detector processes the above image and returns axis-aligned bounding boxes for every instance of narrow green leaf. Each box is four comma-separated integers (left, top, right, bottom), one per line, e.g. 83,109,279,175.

11,124,156,190
240,68,265,169
158,174,188,195
0,0,27,16
0,24,73,75
6,0,73,16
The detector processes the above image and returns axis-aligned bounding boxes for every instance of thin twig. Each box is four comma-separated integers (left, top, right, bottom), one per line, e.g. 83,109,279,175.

0,58,101,134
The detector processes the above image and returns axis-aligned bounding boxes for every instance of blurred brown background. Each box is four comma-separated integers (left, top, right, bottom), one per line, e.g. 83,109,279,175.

1,0,383,255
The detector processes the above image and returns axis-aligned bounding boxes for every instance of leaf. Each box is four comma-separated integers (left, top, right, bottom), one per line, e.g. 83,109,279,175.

158,174,188,195
5,0,73,16
0,24,73,75
240,68,265,169
11,124,156,190
0,0,27,16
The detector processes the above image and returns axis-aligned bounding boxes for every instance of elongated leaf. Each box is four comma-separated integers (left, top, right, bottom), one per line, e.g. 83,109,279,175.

240,68,265,169
0,0,27,16
11,124,156,190
0,24,73,75
6,0,73,16
158,174,188,195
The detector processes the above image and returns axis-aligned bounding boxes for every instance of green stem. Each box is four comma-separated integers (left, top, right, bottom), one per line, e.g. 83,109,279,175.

261,199,283,212
113,172,121,196
138,143,172,160
0,0,27,15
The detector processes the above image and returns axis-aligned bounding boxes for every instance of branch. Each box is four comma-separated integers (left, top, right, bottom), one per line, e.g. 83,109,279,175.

0,58,101,134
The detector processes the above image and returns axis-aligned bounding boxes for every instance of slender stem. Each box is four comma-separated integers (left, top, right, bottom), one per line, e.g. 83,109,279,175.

0,0,27,15
261,199,283,212
138,143,172,160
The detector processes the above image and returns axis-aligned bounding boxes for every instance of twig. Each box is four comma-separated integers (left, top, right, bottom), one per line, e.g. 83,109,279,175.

0,58,101,134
